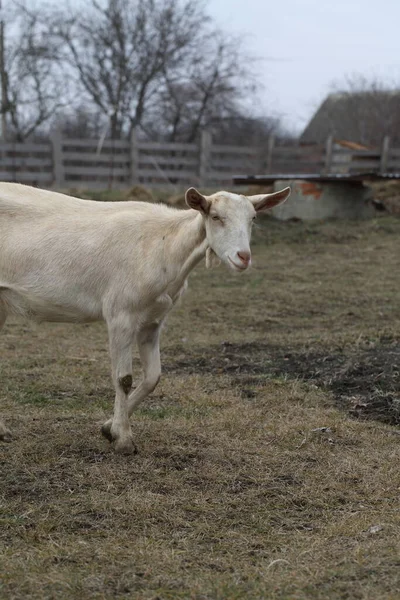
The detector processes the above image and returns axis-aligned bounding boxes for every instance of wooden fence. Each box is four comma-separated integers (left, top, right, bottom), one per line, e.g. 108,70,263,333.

0,132,398,190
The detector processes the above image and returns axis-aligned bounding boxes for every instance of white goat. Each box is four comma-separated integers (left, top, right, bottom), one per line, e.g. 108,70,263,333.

0,183,290,453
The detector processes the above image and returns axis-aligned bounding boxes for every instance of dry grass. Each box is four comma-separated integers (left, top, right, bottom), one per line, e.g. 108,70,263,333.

1,215,400,599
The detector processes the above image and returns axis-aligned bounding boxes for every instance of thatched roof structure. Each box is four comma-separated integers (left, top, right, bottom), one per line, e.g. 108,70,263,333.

300,91,400,146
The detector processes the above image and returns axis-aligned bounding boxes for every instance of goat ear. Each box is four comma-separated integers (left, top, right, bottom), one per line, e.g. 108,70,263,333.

249,187,291,212
185,188,210,214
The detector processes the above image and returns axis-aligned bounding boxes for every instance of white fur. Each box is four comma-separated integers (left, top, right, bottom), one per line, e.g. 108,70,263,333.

0,183,290,452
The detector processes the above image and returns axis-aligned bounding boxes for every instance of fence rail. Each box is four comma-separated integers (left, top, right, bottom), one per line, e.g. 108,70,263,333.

0,132,399,189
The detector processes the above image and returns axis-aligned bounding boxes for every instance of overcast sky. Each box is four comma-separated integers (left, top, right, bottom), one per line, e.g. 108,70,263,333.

207,0,400,134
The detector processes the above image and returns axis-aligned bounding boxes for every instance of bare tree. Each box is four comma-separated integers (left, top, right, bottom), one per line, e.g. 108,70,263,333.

181,34,249,143
53,104,107,139
142,31,259,143
211,114,286,146
52,0,207,139
2,4,64,140
0,0,280,145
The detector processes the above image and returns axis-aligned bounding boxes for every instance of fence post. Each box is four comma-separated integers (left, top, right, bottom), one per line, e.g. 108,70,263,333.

199,130,211,187
324,135,333,174
51,130,64,188
266,135,275,173
130,127,139,185
380,135,390,174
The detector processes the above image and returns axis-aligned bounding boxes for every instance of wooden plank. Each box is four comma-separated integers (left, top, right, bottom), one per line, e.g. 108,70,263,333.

138,168,198,179
207,171,242,180
130,128,139,185
331,156,353,163
333,150,381,161
212,144,256,155
0,171,52,182
139,156,198,167
273,156,324,165
211,155,261,165
273,146,324,156
63,180,127,190
273,156,324,164
349,150,380,158
63,151,129,164
96,139,130,150
0,142,51,153
139,141,197,152
51,130,64,187
65,166,129,177
348,160,380,169
0,157,52,167
331,151,354,159
274,157,324,165
63,139,129,149
272,161,325,168
272,157,325,163
273,147,309,156
380,136,390,174
197,160,248,170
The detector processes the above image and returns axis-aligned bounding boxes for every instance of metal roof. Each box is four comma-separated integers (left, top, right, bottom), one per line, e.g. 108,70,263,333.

233,172,400,185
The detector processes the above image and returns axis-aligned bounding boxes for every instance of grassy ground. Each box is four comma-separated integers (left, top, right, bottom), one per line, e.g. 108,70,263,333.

1,214,400,600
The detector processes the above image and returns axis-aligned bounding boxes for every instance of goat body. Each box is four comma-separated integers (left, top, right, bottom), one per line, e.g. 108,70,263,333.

0,183,290,453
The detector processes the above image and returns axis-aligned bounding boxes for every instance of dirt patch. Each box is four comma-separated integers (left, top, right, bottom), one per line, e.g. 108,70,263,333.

279,339,400,425
165,338,400,425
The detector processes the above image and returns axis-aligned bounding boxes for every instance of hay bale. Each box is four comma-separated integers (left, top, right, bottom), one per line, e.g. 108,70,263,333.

369,181,400,215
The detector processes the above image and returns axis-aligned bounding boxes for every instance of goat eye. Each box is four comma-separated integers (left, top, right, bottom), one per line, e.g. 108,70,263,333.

212,215,221,221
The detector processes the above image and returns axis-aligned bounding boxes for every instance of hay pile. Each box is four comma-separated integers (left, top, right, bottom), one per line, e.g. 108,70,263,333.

368,181,400,215
124,185,155,203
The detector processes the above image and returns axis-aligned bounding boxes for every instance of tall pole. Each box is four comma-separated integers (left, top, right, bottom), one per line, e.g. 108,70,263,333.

0,0,7,140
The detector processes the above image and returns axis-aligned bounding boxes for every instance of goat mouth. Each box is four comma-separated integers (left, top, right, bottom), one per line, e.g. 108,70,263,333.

228,257,249,271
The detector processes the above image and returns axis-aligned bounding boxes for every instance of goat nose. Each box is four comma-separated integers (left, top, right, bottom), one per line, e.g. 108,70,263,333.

237,251,251,265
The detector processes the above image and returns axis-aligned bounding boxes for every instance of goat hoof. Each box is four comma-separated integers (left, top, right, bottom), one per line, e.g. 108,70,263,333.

0,427,12,443
101,421,138,454
115,438,138,455
101,420,113,443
